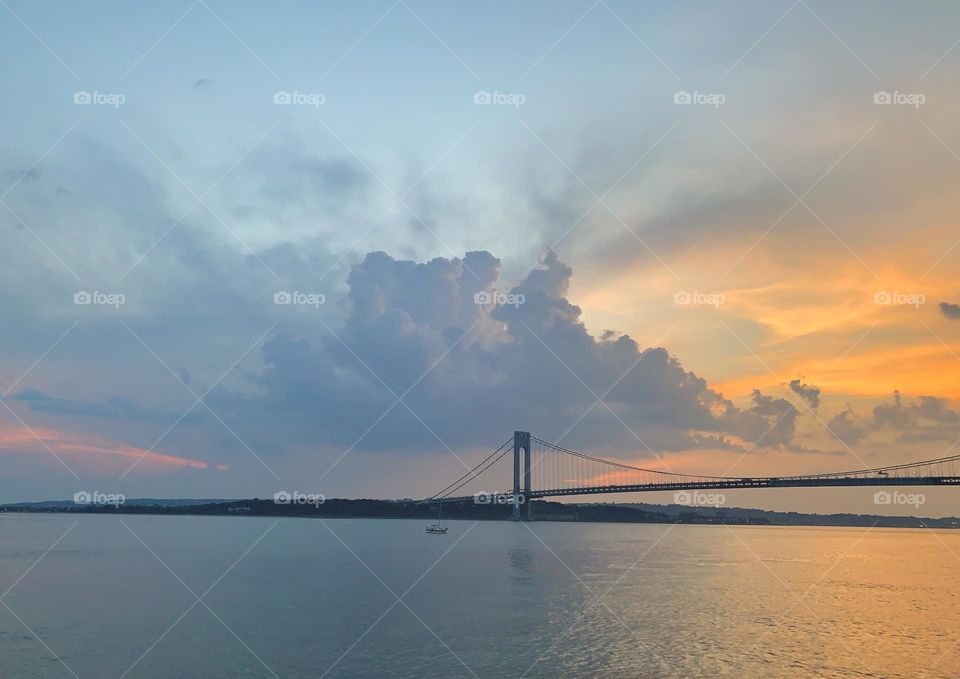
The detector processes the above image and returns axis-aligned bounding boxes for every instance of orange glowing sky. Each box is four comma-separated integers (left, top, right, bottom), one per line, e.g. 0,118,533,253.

573,212,960,407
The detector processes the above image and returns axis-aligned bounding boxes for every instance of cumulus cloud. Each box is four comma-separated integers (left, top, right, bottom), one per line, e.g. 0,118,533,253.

725,390,805,449
873,390,910,428
227,249,824,457
827,405,866,446
872,391,960,443
788,379,820,410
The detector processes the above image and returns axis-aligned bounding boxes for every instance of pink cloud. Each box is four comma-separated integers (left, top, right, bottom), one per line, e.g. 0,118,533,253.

0,424,226,472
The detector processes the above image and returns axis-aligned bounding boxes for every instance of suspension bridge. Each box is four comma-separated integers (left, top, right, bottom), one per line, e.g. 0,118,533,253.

425,432,960,520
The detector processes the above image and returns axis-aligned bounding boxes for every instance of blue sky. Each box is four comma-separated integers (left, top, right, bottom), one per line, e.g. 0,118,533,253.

4,1,960,515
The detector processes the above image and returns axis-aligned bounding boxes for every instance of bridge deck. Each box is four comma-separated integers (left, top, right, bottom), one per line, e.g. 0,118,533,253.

426,432,960,507
431,475,960,503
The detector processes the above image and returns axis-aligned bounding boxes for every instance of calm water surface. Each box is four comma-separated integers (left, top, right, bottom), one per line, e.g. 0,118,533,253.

1,514,958,678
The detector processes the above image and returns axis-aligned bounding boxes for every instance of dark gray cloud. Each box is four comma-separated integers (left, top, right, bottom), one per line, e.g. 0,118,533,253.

873,390,911,428
2,167,41,183
788,379,821,410
11,389,116,418
11,389,205,425
826,405,866,446
729,390,800,448
872,391,960,443
218,249,826,458
940,302,960,320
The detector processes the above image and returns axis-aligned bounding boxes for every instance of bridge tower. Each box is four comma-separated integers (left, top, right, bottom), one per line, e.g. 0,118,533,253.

513,431,532,520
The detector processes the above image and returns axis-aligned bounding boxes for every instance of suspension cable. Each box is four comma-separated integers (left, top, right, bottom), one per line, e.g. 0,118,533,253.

427,436,514,500
531,436,735,479
433,447,511,499
777,452,960,480
531,435,960,482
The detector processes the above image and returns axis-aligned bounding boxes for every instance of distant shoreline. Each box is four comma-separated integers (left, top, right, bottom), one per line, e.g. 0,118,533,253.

3,498,957,530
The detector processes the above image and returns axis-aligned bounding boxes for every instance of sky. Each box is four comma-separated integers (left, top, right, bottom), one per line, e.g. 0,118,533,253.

3,0,960,516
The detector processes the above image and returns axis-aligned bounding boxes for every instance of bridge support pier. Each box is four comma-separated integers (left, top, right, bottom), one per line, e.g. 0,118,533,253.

523,434,532,521
513,431,532,521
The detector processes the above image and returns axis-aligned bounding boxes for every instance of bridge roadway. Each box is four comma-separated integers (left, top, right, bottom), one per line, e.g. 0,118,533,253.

431,474,960,504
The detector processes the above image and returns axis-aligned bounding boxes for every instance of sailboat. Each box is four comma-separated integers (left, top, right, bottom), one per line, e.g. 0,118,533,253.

426,505,448,534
